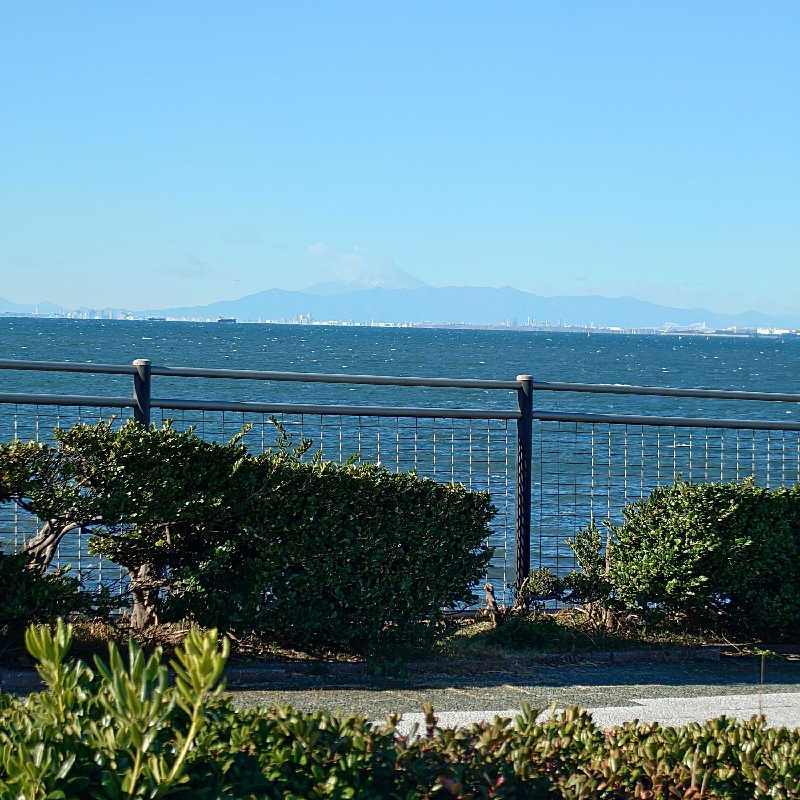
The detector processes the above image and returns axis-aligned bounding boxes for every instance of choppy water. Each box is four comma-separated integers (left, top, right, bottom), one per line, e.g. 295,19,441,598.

2,317,799,594
2,317,799,415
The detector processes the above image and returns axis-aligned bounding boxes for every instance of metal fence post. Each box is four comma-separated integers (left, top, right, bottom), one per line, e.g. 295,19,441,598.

515,374,533,593
133,359,151,424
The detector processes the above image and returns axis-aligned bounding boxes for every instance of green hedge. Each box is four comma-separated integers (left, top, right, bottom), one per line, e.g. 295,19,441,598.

3,622,800,799
0,551,88,640
163,457,495,653
593,479,800,634
0,422,256,630
1,421,495,651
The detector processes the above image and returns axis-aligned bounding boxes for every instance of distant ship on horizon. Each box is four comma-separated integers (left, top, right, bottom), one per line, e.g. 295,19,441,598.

216,317,237,323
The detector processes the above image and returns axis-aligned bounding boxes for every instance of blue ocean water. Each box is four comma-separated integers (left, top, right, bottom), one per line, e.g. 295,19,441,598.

2,317,799,593
2,316,799,419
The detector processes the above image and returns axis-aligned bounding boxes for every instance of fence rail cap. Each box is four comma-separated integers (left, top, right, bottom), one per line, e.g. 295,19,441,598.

534,409,800,432
148,364,521,389
0,392,135,409
533,380,800,403
0,358,520,390
152,396,520,420
0,359,137,375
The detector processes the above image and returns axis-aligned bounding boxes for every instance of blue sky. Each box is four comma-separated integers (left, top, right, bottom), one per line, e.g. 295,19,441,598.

2,1,798,312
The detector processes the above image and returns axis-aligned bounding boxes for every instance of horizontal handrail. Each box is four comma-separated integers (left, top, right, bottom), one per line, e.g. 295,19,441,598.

3,358,800,429
3,359,799,402
0,359,137,375
0,392,135,408
533,380,800,403
0,358,519,390
534,409,800,432
153,397,520,420
150,365,521,390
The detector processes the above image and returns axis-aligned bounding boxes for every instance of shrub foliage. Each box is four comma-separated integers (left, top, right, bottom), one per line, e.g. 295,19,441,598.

0,551,88,640
0,421,494,650
164,456,495,652
0,422,258,630
2,622,800,799
561,479,800,636
604,479,800,634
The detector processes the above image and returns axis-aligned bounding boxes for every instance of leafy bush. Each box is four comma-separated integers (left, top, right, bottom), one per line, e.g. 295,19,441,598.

74,420,258,629
0,551,87,641
164,457,495,653
578,479,800,635
0,621,231,798
2,421,495,650
3,621,800,799
0,421,257,629
469,613,590,651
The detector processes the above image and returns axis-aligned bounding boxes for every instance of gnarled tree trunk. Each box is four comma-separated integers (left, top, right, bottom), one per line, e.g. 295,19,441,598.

22,520,81,573
128,562,161,631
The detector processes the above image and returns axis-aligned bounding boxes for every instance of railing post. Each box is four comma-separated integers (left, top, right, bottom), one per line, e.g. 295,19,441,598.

132,359,151,425
515,374,533,593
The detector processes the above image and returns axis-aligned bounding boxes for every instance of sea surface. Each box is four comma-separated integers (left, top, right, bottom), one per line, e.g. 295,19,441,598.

2,317,799,591
2,316,799,417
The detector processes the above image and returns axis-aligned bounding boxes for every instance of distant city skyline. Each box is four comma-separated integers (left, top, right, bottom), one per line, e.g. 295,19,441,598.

4,283,800,333
2,2,798,314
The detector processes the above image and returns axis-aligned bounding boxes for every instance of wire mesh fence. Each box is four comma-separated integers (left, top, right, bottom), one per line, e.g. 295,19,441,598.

0,401,517,598
3,358,800,608
0,403,138,597
532,418,800,576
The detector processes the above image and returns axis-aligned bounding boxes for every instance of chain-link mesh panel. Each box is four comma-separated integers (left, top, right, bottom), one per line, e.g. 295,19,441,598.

533,419,800,575
155,407,515,598
0,404,134,596
1,403,515,600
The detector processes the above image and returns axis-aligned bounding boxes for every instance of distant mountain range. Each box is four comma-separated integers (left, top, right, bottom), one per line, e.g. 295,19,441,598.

3,287,795,330
144,286,796,330
0,297,61,315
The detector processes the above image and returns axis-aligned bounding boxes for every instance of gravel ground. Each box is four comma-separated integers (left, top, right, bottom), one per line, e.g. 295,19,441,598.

230,656,800,718
393,693,800,734
5,649,798,727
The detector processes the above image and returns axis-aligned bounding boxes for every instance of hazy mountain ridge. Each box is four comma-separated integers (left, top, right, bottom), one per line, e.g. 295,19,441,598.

0,297,61,314
147,286,796,329
4,287,794,329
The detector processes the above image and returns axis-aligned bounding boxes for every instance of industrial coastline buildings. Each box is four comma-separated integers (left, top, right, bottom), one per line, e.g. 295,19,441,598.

3,309,798,339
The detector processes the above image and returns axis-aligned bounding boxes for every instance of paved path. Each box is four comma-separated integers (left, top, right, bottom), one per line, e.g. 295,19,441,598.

390,691,800,735
8,652,799,731
231,657,800,730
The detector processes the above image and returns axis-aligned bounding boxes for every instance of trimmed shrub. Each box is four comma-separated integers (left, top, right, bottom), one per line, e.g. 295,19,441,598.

0,551,87,640
601,479,800,634
164,457,495,653
2,420,494,650
0,421,257,629
75,420,259,629
3,622,800,799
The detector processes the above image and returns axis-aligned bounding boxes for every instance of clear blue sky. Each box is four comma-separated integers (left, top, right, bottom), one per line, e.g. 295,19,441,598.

2,1,798,312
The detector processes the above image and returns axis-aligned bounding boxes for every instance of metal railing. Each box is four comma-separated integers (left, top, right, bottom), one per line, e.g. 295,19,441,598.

0,359,527,598
2,357,800,599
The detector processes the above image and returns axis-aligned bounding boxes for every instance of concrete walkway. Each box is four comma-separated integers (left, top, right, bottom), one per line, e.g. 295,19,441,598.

6,650,799,732
389,691,800,735
230,656,800,731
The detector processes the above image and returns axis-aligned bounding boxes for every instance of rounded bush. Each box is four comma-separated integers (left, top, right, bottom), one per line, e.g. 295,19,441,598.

605,479,800,634
0,551,87,639
164,457,495,653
